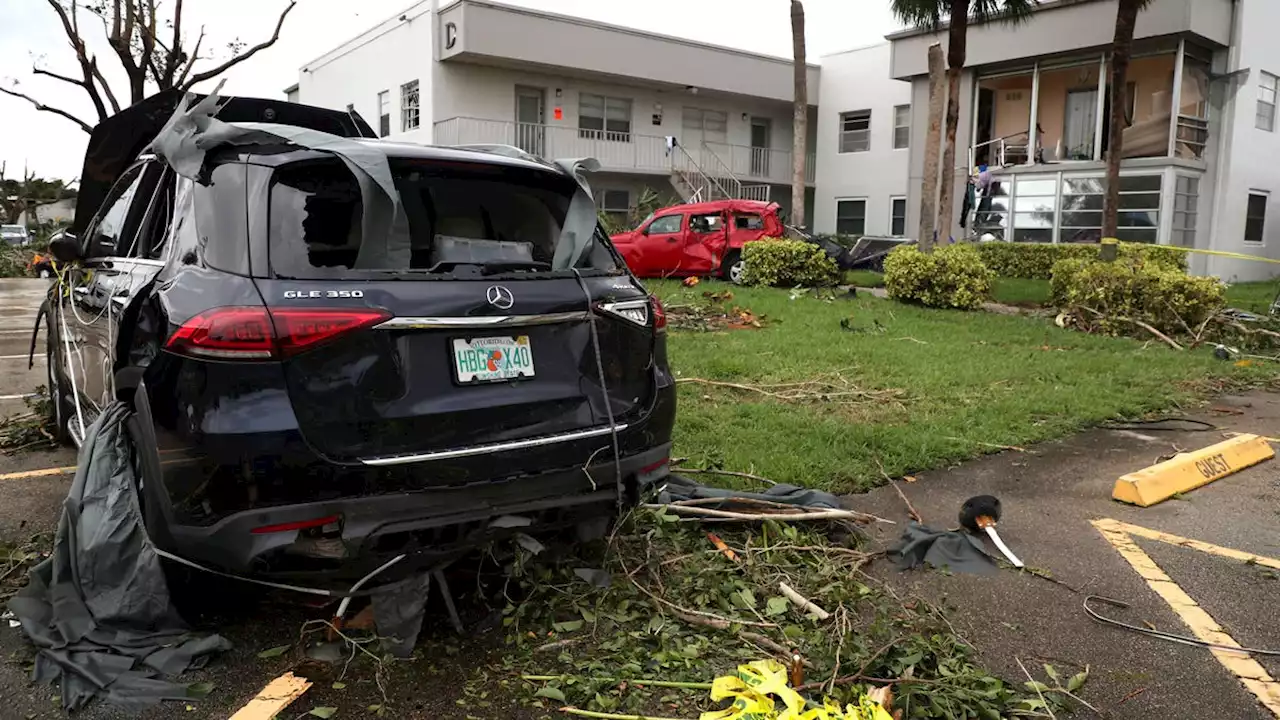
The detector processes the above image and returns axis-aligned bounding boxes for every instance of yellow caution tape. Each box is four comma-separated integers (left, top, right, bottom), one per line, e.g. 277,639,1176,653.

698,660,892,720
1117,241,1280,266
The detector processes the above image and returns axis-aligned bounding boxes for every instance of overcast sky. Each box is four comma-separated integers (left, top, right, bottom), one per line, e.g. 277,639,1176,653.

0,0,901,180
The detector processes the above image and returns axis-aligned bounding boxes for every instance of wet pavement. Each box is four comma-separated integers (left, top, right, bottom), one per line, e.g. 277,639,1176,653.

851,392,1280,719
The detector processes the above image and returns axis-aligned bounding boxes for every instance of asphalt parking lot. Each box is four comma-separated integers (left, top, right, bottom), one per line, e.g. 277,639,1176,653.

1,275,1280,718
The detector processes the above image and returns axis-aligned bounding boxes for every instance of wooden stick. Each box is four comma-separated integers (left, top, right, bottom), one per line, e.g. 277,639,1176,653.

875,459,923,524
779,582,831,620
645,503,890,524
672,467,778,486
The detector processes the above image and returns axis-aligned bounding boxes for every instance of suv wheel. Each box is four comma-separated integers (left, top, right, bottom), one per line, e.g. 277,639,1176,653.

722,251,745,284
44,304,70,445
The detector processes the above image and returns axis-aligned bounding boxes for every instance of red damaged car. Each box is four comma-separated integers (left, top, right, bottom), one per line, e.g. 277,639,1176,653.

610,199,784,283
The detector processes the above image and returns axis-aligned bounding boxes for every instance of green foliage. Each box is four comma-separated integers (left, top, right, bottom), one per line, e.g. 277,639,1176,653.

883,243,993,310
1050,257,1226,336
511,511,1039,718
741,239,840,288
598,186,669,236
977,241,1186,280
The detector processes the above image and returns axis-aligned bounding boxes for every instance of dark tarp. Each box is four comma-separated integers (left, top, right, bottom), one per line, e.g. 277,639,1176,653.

7,402,230,711
888,522,998,575
656,474,842,509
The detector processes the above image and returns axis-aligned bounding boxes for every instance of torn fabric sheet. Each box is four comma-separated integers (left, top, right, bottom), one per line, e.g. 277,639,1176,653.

147,82,411,271
656,474,842,510
888,522,998,575
7,402,230,711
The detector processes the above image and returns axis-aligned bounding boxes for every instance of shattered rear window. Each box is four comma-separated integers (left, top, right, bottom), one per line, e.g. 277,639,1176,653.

267,157,617,278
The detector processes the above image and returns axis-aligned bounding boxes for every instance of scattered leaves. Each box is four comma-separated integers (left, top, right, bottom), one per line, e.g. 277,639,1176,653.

256,645,290,659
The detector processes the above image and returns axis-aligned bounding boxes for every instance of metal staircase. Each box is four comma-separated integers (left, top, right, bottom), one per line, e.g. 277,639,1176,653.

669,143,771,204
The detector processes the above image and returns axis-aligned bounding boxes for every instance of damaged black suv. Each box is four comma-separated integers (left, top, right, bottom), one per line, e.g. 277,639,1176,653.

41,92,675,590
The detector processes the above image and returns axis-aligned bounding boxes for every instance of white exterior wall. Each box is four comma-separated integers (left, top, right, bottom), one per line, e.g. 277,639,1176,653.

296,3,435,144
813,44,913,237
434,63,798,162
1205,0,1280,281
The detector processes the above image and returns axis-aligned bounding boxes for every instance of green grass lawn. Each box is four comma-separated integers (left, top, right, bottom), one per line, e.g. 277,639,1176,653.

843,269,886,288
990,277,1052,307
1225,280,1280,314
653,280,1267,494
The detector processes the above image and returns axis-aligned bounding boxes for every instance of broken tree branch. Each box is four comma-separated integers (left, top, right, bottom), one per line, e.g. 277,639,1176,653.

875,458,922,524
671,467,778,486
644,503,892,525
183,1,297,89
779,582,830,620
1078,306,1182,351
0,87,92,133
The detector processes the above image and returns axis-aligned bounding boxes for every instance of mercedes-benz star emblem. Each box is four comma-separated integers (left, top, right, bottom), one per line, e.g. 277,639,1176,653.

486,285,514,310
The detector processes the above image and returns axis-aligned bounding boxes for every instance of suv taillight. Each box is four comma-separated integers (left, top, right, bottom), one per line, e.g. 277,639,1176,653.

165,307,390,360
650,295,667,334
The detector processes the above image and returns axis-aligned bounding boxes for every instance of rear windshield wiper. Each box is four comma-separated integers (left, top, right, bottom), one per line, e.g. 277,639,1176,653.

480,261,551,275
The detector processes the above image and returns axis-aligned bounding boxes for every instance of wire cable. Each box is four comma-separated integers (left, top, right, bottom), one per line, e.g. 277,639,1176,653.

1084,595,1280,656
572,268,624,507
1101,417,1218,432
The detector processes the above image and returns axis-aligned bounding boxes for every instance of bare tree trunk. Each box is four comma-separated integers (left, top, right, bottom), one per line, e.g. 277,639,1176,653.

918,44,946,252
790,0,807,229
1103,0,1140,241
936,0,970,245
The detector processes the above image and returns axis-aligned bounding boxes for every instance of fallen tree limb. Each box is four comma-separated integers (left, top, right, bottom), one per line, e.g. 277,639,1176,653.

644,503,892,525
1078,306,1183,350
779,582,830,620
671,467,778,486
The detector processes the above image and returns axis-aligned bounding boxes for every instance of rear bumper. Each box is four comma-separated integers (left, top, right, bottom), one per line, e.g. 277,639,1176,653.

160,440,671,585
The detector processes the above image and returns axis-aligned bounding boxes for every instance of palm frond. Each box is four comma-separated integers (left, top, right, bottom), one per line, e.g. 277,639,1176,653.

972,0,1040,26
889,0,944,30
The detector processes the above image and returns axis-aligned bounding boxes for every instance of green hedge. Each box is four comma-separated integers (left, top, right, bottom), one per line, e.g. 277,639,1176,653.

883,243,993,310
977,242,1186,280
740,239,840,287
1050,257,1224,336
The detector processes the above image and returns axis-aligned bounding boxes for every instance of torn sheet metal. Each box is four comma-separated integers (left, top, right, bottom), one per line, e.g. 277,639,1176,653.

148,83,410,271
7,402,230,711
551,157,603,271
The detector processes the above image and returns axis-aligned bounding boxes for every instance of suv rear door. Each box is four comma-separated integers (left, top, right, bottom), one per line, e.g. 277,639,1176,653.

242,154,657,466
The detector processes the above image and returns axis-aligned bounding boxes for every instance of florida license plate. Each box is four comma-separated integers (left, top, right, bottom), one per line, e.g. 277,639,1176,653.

452,336,535,383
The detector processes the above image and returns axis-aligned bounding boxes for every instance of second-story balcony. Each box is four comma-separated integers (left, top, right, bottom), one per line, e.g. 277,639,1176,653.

433,116,815,186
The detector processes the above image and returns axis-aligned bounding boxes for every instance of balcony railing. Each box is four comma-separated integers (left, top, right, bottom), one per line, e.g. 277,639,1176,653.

433,116,814,185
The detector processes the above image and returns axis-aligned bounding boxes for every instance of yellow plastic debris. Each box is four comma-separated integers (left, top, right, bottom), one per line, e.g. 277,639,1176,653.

698,660,892,720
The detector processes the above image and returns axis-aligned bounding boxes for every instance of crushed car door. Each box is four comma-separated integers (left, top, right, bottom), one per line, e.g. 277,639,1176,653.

637,212,687,276
684,211,728,275
61,160,165,434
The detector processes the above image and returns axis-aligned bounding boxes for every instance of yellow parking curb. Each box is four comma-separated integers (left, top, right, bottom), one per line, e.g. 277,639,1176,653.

1112,434,1274,507
228,672,312,720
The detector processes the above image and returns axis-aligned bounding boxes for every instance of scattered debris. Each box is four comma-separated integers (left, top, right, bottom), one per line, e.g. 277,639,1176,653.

959,495,1024,569
0,388,57,453
675,371,905,408
663,292,767,332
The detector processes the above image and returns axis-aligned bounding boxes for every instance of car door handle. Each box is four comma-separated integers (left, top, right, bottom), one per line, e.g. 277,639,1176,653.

667,238,678,243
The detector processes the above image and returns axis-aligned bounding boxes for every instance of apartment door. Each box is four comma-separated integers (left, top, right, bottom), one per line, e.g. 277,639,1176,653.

1064,89,1098,160
750,117,771,178
514,86,546,157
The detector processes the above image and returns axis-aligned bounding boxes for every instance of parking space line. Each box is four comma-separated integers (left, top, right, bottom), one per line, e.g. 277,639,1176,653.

0,465,77,481
0,354,43,360
227,672,312,720
1093,518,1280,716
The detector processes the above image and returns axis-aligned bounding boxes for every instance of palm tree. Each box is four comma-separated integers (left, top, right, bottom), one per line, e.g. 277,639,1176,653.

890,0,1037,247
790,0,808,229
1102,0,1154,244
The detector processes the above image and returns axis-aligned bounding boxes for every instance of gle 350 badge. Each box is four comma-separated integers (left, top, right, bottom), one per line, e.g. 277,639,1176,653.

283,290,365,299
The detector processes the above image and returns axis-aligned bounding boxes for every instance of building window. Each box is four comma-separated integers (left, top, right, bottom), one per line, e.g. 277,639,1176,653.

1171,176,1199,248
1053,175,1162,244
1258,72,1278,132
839,110,871,153
1246,192,1269,244
683,107,728,145
580,93,632,142
599,189,630,223
890,197,907,236
835,199,866,235
400,80,420,131
892,105,910,149
377,90,390,137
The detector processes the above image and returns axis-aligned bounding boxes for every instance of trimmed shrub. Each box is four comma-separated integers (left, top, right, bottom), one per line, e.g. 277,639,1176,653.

977,242,1186,280
1050,257,1225,336
740,239,840,287
883,243,993,310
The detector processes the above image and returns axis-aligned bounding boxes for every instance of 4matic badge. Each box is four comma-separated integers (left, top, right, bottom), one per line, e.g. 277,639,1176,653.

283,290,365,299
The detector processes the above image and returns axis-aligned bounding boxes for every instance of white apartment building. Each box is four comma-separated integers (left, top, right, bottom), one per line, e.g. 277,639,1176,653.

881,0,1280,281
291,0,1280,281
286,0,819,224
